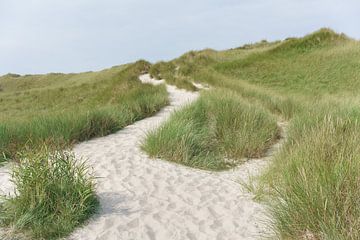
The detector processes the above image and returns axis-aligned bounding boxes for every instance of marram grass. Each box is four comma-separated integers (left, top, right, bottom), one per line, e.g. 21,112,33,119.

0,147,98,239
143,89,279,171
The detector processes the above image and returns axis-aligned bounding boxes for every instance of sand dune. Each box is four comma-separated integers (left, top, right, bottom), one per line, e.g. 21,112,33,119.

0,74,281,239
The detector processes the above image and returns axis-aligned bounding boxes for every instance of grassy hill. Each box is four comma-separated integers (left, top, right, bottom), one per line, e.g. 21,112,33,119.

0,60,169,162
145,28,360,239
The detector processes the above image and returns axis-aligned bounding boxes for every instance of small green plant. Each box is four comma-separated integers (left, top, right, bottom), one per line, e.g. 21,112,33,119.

0,148,99,239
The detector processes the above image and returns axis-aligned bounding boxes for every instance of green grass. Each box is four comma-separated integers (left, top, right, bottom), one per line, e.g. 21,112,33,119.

0,60,169,162
147,28,360,239
0,148,98,239
262,105,360,239
142,89,279,171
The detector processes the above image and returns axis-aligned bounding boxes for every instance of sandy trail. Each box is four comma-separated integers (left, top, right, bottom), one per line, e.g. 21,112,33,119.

0,74,286,239
69,74,283,240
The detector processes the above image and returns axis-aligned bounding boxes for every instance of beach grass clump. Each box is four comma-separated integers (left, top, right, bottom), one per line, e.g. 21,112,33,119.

261,105,360,239
0,148,98,239
143,89,279,170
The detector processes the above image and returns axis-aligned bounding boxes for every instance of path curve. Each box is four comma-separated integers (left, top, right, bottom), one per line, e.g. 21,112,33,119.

68,74,277,240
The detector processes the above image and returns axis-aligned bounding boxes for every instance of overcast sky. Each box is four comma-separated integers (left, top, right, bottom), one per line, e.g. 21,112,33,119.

0,0,359,75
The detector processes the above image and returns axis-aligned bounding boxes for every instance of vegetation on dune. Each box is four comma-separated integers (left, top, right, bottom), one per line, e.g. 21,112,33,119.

143,90,279,171
0,60,169,162
270,28,350,53
263,105,360,239
147,28,360,239
0,148,98,239
2,27,360,239
149,61,197,91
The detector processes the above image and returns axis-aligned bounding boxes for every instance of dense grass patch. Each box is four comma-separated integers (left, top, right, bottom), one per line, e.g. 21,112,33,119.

0,61,169,162
262,106,360,239
215,29,358,95
0,148,98,239
143,90,279,170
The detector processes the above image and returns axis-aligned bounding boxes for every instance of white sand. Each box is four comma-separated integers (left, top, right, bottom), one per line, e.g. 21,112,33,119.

0,164,14,197
0,74,284,239
0,164,15,238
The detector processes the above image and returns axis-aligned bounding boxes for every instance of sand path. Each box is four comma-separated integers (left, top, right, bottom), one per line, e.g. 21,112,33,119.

0,74,286,239
68,74,283,240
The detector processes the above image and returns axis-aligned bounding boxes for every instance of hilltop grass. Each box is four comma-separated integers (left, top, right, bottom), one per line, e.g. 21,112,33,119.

147,28,360,239
0,148,98,239
0,60,169,162
142,90,279,171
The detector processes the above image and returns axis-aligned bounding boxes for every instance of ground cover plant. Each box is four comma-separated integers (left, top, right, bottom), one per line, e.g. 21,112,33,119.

146,28,360,239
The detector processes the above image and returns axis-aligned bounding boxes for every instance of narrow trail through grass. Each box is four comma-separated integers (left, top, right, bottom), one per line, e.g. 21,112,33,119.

4,28,357,239
65,74,287,240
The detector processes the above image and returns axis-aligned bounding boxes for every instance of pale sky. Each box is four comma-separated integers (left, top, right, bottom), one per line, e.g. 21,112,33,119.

0,0,359,75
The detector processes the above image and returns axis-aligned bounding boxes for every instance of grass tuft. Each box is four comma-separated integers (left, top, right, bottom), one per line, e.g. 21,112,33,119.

142,89,279,171
0,147,98,239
